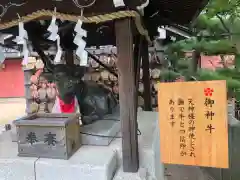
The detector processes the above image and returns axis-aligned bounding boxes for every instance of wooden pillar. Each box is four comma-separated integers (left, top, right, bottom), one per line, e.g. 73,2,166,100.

115,18,139,172
133,35,142,85
142,39,152,111
133,35,143,112
65,50,74,65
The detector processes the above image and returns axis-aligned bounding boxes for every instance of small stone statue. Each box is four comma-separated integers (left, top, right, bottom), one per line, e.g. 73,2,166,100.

38,78,48,113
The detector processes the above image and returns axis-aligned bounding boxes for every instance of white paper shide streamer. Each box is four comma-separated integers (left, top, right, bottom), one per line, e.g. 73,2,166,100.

47,15,62,63
113,0,125,7
47,16,59,41
16,22,29,65
54,35,63,63
74,19,88,66
157,26,166,40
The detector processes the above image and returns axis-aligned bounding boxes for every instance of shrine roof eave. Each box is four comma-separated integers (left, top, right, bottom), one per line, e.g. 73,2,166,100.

0,0,209,48
144,0,209,39
0,0,209,30
145,0,209,25
0,0,148,30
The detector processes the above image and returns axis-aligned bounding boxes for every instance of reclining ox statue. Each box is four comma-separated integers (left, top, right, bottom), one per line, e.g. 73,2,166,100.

41,60,118,125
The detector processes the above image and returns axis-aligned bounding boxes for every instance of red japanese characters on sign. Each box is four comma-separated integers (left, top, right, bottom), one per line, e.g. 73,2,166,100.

204,87,215,134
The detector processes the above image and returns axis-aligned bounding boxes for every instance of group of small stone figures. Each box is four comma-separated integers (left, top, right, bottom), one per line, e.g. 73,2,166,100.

30,69,57,113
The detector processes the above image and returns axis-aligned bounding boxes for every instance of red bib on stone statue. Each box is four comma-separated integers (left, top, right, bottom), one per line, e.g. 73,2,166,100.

58,97,75,113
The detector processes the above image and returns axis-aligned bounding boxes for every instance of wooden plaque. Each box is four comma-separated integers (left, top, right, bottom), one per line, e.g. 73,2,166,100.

158,80,229,168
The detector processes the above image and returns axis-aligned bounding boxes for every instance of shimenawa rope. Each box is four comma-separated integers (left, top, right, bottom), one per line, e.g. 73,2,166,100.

0,10,151,44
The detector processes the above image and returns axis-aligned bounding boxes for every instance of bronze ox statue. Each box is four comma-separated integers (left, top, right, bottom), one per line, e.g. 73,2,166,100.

42,63,118,125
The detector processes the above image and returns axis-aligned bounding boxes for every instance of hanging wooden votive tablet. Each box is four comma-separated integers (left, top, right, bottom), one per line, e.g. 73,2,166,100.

90,58,99,69
35,59,44,69
138,83,144,93
100,55,109,65
112,84,119,95
100,70,109,81
151,68,161,79
153,82,159,92
109,73,118,82
108,56,116,67
24,63,35,70
91,72,100,82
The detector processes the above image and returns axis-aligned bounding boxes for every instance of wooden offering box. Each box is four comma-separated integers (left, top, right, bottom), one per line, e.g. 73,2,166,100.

14,113,81,160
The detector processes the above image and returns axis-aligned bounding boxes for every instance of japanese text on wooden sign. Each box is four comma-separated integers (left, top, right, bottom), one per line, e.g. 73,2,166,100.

158,80,229,168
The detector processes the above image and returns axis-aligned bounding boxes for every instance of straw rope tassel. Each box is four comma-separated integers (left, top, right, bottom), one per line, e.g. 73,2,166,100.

0,10,151,44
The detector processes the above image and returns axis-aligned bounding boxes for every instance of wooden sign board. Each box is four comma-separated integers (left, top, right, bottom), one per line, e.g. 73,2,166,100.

158,80,229,168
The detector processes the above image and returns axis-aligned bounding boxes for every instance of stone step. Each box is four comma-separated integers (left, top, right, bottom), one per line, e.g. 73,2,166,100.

0,131,118,180
80,119,120,146
111,111,165,180
0,141,37,180
35,146,118,180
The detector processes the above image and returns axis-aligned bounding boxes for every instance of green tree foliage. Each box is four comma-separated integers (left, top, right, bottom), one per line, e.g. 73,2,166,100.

163,0,240,99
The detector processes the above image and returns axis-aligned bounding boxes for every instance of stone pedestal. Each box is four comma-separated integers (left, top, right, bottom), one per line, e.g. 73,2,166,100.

0,111,165,180
0,132,117,180
80,106,121,146
0,133,37,180
80,120,121,146
35,147,117,180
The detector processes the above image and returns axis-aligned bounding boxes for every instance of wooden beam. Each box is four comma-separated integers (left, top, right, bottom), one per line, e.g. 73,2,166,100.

115,18,139,172
142,39,152,111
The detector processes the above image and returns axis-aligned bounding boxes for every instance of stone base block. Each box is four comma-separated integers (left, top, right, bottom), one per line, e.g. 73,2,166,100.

80,120,121,146
0,141,37,180
113,167,148,180
80,107,120,146
109,111,165,180
35,146,118,180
